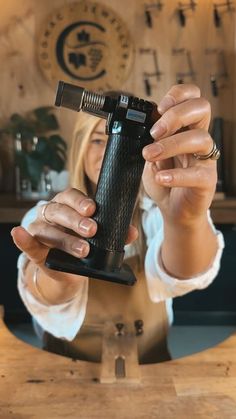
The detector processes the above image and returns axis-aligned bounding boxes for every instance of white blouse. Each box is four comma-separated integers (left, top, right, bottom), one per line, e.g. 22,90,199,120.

17,197,224,341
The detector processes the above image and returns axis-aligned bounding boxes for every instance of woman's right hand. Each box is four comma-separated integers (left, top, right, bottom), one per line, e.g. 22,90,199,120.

11,188,98,283
11,188,138,284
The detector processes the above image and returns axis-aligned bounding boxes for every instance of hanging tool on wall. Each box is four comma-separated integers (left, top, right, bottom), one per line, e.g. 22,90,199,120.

213,1,234,27
144,1,163,28
172,48,195,84
205,48,228,97
139,48,163,96
177,1,197,27
211,117,226,196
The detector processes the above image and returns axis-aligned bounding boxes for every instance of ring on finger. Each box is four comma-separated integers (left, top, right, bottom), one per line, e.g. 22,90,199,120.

41,202,55,224
193,141,220,160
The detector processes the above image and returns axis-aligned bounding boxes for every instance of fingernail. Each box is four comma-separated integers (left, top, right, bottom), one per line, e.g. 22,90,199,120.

73,240,89,257
150,120,167,139
158,95,176,114
79,198,95,213
143,143,164,160
79,218,96,234
156,173,173,183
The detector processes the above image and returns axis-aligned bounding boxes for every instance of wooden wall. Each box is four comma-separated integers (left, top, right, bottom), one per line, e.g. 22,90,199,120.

0,0,236,193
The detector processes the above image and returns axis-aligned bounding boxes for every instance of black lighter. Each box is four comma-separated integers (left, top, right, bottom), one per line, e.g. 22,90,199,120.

45,81,160,286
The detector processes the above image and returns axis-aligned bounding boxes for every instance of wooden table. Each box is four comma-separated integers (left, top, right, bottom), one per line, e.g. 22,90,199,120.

1,307,236,418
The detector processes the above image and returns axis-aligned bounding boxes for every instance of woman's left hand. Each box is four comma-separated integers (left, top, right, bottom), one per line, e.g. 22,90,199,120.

142,84,218,226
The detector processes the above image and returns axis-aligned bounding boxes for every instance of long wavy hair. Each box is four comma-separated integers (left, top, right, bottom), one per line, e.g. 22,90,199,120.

69,110,146,268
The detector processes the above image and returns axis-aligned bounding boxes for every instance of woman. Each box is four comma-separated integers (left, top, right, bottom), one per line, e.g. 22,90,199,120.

11,84,224,363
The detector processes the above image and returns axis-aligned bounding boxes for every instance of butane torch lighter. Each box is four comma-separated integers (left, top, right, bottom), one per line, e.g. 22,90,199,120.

45,81,160,286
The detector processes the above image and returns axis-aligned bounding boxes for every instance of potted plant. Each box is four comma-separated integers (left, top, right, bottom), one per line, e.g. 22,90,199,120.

0,107,67,198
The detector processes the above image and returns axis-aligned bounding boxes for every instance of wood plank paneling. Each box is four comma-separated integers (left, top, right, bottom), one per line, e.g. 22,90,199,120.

0,0,235,192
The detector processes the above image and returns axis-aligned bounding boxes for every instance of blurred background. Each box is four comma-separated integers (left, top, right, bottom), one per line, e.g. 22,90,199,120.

1,0,236,358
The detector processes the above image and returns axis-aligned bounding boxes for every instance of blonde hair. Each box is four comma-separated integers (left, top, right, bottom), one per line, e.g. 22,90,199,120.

69,112,99,193
69,112,146,267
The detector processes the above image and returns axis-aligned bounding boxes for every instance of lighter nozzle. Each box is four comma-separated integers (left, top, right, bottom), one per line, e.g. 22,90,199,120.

55,81,106,117
55,81,85,112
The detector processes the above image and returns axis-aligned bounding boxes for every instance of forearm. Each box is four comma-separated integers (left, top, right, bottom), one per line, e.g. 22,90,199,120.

161,214,218,279
24,259,87,305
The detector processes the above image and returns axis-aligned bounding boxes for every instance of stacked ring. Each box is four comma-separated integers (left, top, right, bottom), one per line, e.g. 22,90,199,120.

193,141,221,160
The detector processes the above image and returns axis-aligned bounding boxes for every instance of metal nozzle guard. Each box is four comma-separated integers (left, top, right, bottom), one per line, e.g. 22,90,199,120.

55,81,65,107
55,81,85,112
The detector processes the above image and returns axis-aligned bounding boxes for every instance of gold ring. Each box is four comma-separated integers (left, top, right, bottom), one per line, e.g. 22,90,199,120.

41,202,54,224
193,141,221,160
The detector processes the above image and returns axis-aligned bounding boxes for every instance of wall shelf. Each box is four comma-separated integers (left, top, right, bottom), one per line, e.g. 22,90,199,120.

211,198,236,224
0,194,37,224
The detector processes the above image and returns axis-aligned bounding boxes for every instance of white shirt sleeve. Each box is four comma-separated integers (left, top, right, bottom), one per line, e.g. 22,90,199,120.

142,198,224,304
17,202,89,341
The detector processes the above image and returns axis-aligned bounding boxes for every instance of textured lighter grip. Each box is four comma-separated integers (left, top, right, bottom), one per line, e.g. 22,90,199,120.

88,133,146,252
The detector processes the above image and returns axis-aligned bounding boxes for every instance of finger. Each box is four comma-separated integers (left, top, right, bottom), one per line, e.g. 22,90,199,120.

143,129,214,163
53,188,96,216
150,97,211,140
154,166,217,189
125,225,139,245
158,84,201,114
11,226,88,283
11,226,49,265
38,202,97,238
28,221,90,258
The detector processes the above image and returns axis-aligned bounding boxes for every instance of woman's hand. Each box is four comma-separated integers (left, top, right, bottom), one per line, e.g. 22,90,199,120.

142,84,217,226
142,84,219,278
11,188,138,283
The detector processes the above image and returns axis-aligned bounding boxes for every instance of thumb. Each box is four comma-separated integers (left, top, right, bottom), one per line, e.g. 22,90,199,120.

11,226,49,266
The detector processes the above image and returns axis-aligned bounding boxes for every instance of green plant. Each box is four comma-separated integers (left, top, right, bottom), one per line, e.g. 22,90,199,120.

0,107,67,190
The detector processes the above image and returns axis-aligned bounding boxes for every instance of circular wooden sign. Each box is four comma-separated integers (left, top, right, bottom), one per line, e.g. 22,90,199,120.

37,1,135,91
